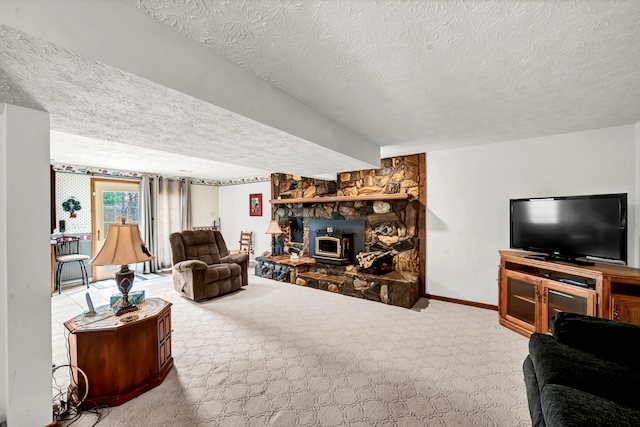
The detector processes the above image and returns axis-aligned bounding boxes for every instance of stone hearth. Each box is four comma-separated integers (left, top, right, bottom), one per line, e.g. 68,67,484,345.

254,255,419,309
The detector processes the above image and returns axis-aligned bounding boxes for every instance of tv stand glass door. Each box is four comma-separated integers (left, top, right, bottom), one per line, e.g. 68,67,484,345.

502,270,540,335
540,280,596,333
499,261,597,336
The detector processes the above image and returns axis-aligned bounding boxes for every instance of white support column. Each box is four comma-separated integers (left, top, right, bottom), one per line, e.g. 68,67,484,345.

635,122,640,267
0,104,52,427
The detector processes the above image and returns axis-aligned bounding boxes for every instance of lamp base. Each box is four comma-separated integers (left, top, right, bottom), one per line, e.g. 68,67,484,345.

114,265,139,317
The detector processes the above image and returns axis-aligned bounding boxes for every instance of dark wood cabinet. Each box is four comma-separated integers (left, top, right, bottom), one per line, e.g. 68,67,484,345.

499,251,640,337
64,298,173,408
610,294,640,324
158,306,172,372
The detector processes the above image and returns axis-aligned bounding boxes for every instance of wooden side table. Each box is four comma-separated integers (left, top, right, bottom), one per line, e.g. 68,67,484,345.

64,298,173,408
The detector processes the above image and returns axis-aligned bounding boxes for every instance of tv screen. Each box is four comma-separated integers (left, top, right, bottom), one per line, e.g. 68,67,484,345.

510,193,627,264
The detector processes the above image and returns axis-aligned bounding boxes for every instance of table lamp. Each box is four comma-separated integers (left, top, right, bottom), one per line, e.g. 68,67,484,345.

90,219,155,316
265,220,283,256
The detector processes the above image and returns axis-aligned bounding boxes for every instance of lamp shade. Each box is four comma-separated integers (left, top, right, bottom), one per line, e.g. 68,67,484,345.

265,220,283,235
90,223,155,266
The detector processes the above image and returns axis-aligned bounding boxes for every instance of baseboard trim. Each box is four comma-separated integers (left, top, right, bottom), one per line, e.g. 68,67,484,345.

424,293,498,311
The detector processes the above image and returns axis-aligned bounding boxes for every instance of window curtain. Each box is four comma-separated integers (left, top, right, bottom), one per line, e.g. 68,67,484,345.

137,175,160,274
157,179,183,269
182,180,191,231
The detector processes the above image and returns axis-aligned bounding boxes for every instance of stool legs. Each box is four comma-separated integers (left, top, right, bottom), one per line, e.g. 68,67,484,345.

79,261,89,288
56,262,63,294
57,262,65,294
56,261,90,294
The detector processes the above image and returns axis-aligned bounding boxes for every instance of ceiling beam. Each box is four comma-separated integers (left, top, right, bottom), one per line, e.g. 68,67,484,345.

0,0,380,169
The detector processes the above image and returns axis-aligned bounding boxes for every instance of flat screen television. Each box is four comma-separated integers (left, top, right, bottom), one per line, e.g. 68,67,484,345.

510,193,627,265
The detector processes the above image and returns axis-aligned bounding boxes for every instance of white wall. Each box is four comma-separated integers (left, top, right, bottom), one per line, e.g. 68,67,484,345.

218,181,272,260
0,104,53,426
190,184,219,228
427,125,637,306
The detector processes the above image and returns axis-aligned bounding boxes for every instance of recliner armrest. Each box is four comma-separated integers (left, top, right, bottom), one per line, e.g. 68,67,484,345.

551,312,640,369
221,253,249,264
173,260,208,272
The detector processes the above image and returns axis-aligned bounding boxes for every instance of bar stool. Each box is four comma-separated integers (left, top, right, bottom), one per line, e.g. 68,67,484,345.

55,237,90,294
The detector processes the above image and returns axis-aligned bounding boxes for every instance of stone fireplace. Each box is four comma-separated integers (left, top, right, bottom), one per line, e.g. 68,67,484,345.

308,219,365,265
255,154,425,308
314,232,353,264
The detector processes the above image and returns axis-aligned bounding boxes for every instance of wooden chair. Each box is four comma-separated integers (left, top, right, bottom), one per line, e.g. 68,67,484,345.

230,231,253,255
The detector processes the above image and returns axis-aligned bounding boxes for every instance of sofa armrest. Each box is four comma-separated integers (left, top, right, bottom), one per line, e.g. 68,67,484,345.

221,253,249,264
551,312,640,369
523,356,545,427
220,253,249,286
528,333,640,412
173,260,208,272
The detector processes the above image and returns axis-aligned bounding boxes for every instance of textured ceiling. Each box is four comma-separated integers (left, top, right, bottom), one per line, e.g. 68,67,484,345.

2,1,640,179
50,131,271,180
0,24,373,179
129,0,640,155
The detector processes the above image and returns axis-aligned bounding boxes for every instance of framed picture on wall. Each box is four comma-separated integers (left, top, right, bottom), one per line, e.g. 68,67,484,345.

250,193,262,216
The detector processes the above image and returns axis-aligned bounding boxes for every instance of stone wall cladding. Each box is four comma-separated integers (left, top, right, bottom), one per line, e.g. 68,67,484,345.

272,155,421,274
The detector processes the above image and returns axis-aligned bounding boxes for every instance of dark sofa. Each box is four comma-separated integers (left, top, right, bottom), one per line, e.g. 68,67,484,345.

169,230,249,301
524,312,640,427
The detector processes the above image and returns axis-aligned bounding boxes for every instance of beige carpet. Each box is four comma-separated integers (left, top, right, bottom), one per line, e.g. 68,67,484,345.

54,273,530,426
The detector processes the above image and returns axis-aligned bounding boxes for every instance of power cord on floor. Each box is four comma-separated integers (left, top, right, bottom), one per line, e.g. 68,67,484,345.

57,404,110,427
52,331,110,426
52,363,110,426
52,364,88,416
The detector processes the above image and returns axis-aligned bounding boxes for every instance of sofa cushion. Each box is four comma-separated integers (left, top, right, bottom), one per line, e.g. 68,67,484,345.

551,312,640,369
541,384,640,427
181,230,222,265
214,230,230,258
169,232,187,265
204,265,233,283
227,263,241,277
529,333,640,411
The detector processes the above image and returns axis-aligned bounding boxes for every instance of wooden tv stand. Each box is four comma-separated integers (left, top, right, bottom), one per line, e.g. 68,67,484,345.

498,250,640,337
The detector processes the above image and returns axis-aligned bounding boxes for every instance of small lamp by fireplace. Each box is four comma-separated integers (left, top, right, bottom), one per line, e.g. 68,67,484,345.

265,220,283,256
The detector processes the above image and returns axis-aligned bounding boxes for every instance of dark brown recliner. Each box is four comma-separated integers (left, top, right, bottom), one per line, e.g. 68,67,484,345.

169,230,248,301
